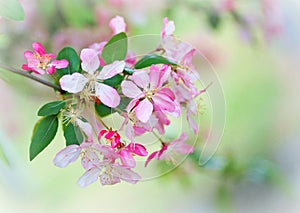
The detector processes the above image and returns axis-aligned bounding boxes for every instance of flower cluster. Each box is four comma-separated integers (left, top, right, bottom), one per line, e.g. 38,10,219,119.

24,16,207,187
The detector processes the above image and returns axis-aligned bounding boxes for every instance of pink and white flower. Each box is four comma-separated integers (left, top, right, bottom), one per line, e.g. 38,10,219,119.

121,65,176,123
145,133,194,166
22,42,69,75
59,48,125,108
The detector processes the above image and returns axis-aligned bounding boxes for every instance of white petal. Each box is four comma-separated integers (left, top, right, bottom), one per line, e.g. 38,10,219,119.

121,80,143,98
76,119,93,141
59,73,88,93
95,82,120,108
77,167,100,188
53,145,81,168
129,70,150,88
97,60,125,80
80,48,100,74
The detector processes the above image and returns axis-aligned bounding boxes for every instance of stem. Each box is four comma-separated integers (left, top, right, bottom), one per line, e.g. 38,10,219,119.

152,131,164,144
0,64,64,93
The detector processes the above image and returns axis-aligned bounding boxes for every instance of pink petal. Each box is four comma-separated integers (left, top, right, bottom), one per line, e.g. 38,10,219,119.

46,66,56,75
157,88,175,101
120,150,136,168
89,41,107,54
77,167,100,188
149,65,171,89
125,51,136,67
95,82,120,108
24,50,33,60
109,16,127,35
22,64,31,71
32,42,46,55
170,133,194,154
187,111,199,134
97,60,125,80
59,73,88,93
31,67,45,75
121,80,143,98
152,94,175,112
130,70,150,88
76,119,93,141
145,151,159,167
136,98,153,123
80,48,100,74
127,143,148,156
51,59,69,69
53,145,81,168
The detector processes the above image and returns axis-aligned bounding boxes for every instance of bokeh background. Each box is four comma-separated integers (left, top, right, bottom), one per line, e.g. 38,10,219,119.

0,0,300,212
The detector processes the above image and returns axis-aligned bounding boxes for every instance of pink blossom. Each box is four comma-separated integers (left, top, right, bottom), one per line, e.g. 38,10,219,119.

22,42,68,75
119,142,148,168
98,129,121,148
145,133,193,167
121,65,176,123
59,48,125,108
109,16,127,35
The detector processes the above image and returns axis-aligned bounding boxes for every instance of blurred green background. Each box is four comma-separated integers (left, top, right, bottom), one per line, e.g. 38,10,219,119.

0,0,300,212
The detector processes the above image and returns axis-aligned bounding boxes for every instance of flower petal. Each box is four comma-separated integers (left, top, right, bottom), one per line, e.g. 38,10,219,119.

60,73,88,93
97,60,125,80
170,133,194,154
32,42,45,55
120,150,136,168
80,48,100,74
95,82,120,108
111,164,141,184
130,70,150,88
51,59,69,69
152,93,175,112
136,98,153,123
76,119,93,141
127,143,148,156
121,80,143,98
77,167,100,188
53,145,81,168
145,151,159,167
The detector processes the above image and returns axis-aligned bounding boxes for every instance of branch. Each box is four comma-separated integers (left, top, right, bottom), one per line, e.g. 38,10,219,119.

0,64,64,93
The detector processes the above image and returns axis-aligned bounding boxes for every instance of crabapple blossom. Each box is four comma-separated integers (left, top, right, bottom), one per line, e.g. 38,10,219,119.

22,42,69,74
121,65,177,123
59,48,125,108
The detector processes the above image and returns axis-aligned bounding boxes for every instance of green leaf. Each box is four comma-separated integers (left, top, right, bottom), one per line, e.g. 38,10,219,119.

63,122,83,146
95,103,113,117
102,32,128,64
0,0,24,21
30,116,59,161
55,47,80,80
38,101,66,116
103,74,124,89
134,54,177,69
207,9,221,30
